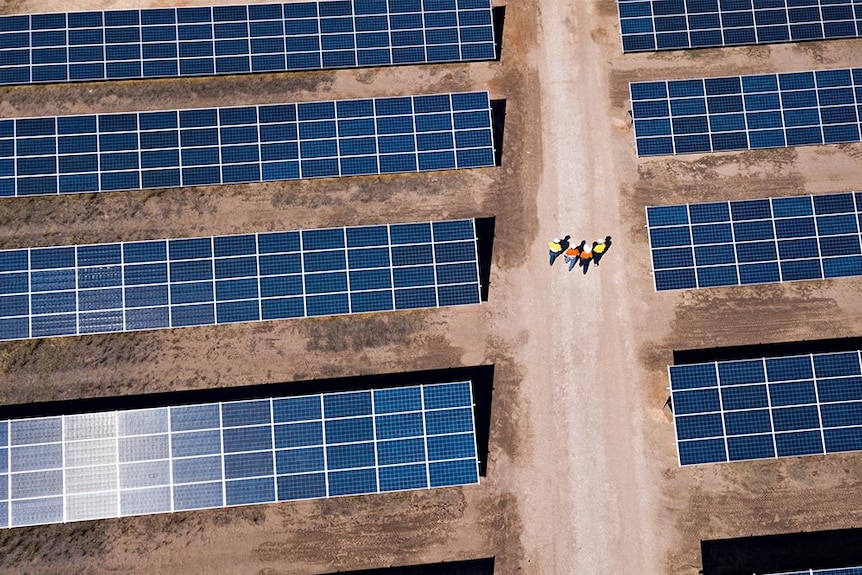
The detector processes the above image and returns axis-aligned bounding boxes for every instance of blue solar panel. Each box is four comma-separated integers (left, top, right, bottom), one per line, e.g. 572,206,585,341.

0,381,479,529
618,0,861,53
647,192,862,291
670,351,862,466
0,1,495,86
0,218,481,342
0,92,494,197
631,67,862,156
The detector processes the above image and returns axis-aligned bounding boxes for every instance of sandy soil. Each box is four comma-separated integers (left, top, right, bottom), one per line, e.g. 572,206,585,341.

1,0,862,574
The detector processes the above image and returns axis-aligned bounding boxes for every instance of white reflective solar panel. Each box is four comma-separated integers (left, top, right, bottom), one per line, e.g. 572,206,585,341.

0,381,480,528
0,218,482,342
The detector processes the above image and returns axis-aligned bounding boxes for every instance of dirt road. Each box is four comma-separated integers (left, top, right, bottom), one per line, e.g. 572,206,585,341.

508,0,662,573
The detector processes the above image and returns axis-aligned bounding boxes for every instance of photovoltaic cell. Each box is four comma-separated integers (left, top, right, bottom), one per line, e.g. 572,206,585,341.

630,67,862,157
618,0,861,53
0,381,479,529
0,218,481,342
0,92,495,197
670,351,862,465
647,192,862,291
0,0,495,86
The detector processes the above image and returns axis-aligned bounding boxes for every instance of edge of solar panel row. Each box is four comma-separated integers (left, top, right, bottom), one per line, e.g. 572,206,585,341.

0,91,495,197
0,381,480,528
0,0,496,85
630,67,862,157
0,218,482,342
764,568,862,575
669,350,862,466
646,191,862,291
617,0,862,53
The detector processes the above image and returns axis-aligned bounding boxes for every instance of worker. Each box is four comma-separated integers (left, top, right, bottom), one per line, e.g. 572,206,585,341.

564,241,584,271
548,235,570,266
578,241,596,274
593,236,612,266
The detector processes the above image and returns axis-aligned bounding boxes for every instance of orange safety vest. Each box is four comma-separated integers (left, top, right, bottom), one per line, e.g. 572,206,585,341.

564,247,580,257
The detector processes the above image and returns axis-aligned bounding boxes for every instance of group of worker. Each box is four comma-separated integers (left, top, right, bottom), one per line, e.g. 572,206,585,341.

547,235,612,274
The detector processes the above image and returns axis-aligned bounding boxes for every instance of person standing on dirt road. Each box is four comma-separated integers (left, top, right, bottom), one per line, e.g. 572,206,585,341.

563,241,583,271
548,235,570,266
592,236,612,266
578,241,596,274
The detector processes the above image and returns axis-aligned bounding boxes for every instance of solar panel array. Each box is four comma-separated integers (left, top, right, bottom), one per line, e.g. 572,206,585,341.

671,351,862,465
0,381,480,528
0,0,496,85
630,67,862,156
0,91,494,197
0,218,481,342
647,192,862,291
618,0,861,53
764,568,862,575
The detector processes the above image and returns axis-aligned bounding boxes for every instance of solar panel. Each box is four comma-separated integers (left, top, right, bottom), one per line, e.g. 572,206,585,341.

0,91,495,197
0,0,496,86
763,569,862,575
647,192,862,291
618,0,860,53
630,67,862,157
0,218,482,342
670,350,862,466
0,380,480,528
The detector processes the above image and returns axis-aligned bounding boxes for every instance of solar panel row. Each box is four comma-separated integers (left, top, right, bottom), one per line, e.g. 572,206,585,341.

0,91,494,196
630,67,862,156
0,218,481,342
618,0,861,53
647,192,862,290
0,0,495,85
671,351,862,465
0,381,480,528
